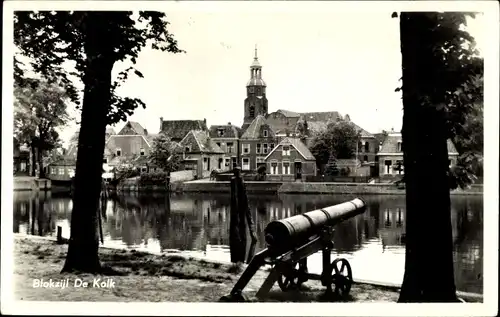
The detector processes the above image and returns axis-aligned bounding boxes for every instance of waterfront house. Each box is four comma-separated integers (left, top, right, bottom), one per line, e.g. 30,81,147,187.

160,118,208,143
208,123,242,170
377,131,459,175
240,115,278,171
178,130,225,179
104,121,155,171
264,137,317,181
14,137,31,176
46,157,76,182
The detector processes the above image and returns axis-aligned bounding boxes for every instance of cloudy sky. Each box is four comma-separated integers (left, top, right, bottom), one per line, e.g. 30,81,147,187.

11,2,487,146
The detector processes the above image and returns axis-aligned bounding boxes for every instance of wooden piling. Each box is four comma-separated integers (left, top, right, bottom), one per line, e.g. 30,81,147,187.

57,226,63,244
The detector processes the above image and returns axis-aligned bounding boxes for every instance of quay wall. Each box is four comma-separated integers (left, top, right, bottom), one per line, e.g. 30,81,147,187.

14,177,51,191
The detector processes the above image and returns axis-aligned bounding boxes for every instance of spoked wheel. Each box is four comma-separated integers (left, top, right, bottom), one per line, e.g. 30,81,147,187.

331,258,353,297
277,262,307,291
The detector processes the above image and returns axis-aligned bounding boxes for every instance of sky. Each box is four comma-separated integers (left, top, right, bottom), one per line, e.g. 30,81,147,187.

16,4,486,147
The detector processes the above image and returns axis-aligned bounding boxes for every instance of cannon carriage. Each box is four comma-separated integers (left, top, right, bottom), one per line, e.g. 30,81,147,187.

220,198,366,302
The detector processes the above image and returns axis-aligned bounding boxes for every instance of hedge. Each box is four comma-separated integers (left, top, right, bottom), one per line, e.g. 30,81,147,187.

138,172,169,187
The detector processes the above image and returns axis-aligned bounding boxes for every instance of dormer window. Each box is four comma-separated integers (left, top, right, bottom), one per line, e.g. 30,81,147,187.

140,148,145,156
116,148,122,157
185,146,191,153
217,128,224,137
263,130,268,137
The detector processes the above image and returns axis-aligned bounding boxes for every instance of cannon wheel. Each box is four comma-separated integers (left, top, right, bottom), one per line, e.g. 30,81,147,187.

331,258,353,297
277,262,306,292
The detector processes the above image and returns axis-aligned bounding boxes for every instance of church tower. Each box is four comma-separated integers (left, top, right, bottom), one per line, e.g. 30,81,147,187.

243,46,268,127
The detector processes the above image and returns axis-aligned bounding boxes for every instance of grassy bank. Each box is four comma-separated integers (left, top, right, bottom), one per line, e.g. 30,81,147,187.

13,236,401,302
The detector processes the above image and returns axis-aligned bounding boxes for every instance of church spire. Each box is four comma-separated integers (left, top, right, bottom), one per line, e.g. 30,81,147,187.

254,44,258,60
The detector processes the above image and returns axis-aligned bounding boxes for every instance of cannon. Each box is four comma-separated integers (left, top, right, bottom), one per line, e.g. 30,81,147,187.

220,198,366,302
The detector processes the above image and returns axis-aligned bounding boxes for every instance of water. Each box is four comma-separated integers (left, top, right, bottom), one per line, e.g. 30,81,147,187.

13,191,483,294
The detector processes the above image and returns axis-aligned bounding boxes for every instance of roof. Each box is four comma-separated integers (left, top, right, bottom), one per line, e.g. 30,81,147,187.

49,157,77,166
300,111,342,122
118,121,147,136
264,137,316,161
265,111,300,135
161,120,208,140
105,135,151,156
276,109,301,118
106,127,116,135
179,130,224,154
241,115,275,139
378,132,459,155
351,122,374,138
208,124,241,139
336,159,361,167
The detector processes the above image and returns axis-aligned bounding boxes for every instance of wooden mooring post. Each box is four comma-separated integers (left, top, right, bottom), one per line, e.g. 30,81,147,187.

229,167,257,264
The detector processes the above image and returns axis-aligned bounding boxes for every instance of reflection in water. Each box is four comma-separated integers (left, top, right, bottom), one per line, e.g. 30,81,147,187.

13,191,483,294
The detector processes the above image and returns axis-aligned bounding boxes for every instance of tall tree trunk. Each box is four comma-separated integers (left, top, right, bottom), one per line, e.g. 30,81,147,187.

30,144,36,176
37,148,45,178
398,12,458,302
62,14,114,273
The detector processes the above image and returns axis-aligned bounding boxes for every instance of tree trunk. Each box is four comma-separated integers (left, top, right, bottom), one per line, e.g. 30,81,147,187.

37,148,45,178
398,13,458,302
30,144,36,176
62,14,114,273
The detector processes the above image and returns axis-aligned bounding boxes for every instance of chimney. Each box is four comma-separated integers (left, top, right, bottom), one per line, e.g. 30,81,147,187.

144,129,148,136
203,118,207,126
160,117,164,130
228,122,231,126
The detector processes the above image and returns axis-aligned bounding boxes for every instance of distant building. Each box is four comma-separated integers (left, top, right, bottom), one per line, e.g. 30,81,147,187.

104,121,156,171
264,137,316,182
242,46,268,132
178,130,225,178
46,157,76,182
13,137,31,176
239,115,278,171
377,131,459,175
160,118,208,143
208,123,242,170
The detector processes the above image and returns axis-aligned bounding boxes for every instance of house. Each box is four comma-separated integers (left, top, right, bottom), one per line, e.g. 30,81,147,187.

239,115,278,171
264,137,317,182
13,137,31,176
160,118,208,143
179,130,225,179
377,131,459,175
208,123,242,170
104,121,154,171
46,157,76,182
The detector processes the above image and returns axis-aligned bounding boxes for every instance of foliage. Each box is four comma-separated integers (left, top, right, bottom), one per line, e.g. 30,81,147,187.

14,79,70,176
14,11,185,125
148,133,182,173
139,172,169,187
339,167,350,177
394,160,404,175
324,154,339,176
310,120,361,166
255,165,267,181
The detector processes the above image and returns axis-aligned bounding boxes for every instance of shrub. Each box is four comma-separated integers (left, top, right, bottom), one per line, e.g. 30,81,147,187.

339,167,351,176
139,171,169,187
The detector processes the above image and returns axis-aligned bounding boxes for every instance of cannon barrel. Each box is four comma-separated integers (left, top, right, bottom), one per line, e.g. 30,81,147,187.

264,198,366,252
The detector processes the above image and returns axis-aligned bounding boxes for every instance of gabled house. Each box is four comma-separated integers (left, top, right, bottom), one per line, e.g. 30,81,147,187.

13,137,31,176
160,117,208,143
240,115,278,171
104,121,152,171
264,137,316,182
208,122,241,170
179,130,225,179
377,131,459,175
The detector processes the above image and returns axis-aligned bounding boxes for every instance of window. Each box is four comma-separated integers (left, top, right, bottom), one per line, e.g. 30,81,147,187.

242,143,250,154
263,143,268,154
249,87,254,93
263,130,268,137
448,159,452,167
103,158,108,164
116,148,122,157
249,106,255,118
282,146,290,156
358,142,363,152
271,162,278,175
185,146,191,153
384,160,392,174
20,162,26,172
227,142,234,153
141,167,147,173
218,158,223,169
217,128,224,137
203,157,209,171
242,158,250,170
256,143,261,154
397,142,403,152
283,161,291,175
256,157,265,168
270,143,275,151
364,142,370,152
363,155,368,162
58,168,64,175
140,148,145,156
225,158,231,167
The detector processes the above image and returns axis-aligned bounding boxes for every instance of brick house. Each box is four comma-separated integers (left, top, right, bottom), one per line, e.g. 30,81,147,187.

104,121,155,171
160,118,208,143
239,115,278,171
377,131,459,175
264,137,317,181
179,130,225,179
208,123,242,170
